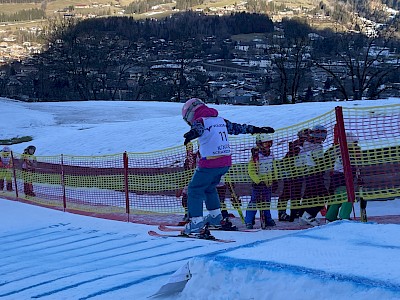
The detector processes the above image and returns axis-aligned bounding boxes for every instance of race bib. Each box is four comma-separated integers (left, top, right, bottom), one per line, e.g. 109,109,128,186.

259,153,274,174
198,117,231,158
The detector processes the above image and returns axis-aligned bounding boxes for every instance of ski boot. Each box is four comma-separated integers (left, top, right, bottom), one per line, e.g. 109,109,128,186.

196,225,216,240
220,217,237,231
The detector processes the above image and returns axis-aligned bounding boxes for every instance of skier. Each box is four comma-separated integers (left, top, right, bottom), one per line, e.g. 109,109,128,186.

298,124,329,226
277,128,310,222
245,133,277,229
326,131,362,222
181,98,274,235
0,146,13,191
22,145,37,197
177,143,199,223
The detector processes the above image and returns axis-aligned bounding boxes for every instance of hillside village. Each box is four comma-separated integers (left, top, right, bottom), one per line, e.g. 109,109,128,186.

0,1,399,103
0,1,304,64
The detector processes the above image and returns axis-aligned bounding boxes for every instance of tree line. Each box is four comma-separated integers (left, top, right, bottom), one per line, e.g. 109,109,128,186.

176,0,205,10
0,0,47,3
124,0,172,15
0,8,45,22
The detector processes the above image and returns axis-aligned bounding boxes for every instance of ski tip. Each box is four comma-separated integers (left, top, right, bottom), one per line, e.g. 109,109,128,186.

148,230,166,237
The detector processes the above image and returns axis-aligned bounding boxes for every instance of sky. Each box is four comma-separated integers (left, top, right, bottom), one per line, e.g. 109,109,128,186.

0,97,400,299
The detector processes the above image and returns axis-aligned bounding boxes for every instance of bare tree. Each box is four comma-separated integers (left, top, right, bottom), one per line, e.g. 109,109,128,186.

97,38,141,101
169,39,201,102
266,21,312,104
44,17,146,101
133,68,152,101
44,17,93,100
313,17,400,100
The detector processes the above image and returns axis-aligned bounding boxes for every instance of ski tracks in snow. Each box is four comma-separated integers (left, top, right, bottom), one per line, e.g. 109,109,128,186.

0,222,227,299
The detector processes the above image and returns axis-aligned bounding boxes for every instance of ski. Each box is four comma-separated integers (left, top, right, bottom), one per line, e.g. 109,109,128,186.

148,230,235,243
158,225,261,233
177,216,236,227
177,221,189,226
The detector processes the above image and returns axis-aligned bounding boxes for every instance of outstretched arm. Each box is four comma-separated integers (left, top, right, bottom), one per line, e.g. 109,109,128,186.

183,119,275,145
225,119,274,135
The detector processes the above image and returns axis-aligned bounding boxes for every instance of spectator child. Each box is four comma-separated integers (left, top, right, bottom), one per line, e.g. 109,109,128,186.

22,145,37,197
0,146,13,191
326,131,362,222
298,125,329,226
245,133,277,229
178,143,199,222
277,128,310,222
181,98,274,235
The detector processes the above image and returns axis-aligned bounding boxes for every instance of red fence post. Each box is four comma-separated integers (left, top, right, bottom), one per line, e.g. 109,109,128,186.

123,152,130,219
61,154,67,211
10,151,19,198
335,106,355,203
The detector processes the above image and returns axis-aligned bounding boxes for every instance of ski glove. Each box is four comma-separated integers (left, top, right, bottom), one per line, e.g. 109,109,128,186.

252,126,275,134
183,131,194,146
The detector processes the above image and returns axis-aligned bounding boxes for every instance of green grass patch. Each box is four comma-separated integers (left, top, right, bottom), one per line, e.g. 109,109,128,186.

231,33,268,42
0,3,39,15
0,136,33,145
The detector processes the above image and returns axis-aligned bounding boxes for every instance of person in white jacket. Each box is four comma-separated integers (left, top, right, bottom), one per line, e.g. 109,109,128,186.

297,125,329,226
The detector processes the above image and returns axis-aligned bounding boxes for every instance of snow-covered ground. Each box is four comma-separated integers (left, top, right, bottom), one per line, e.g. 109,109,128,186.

3,97,400,156
1,97,400,299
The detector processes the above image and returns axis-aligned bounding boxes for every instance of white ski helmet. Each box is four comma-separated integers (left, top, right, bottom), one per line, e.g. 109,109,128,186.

310,124,327,139
256,133,273,144
182,98,205,124
346,131,359,143
2,146,11,152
